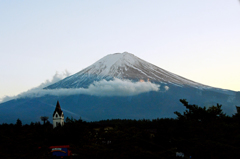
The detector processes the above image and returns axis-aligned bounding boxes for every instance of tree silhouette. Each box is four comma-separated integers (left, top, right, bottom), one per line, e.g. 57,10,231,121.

174,99,225,122
15,118,22,127
40,116,49,124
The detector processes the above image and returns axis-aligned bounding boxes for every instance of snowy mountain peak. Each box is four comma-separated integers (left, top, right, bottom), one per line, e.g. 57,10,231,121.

45,52,209,89
89,52,139,76
95,52,137,66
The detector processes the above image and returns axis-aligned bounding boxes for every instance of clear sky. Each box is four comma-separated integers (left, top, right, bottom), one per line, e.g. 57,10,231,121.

1,0,240,100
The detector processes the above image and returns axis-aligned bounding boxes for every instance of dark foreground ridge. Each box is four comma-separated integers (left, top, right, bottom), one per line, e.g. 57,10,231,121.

1,99,240,159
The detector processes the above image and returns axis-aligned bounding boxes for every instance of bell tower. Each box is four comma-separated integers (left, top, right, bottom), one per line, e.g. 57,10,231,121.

53,101,64,128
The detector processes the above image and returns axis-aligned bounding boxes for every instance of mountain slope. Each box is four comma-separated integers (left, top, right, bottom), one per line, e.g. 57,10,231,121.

0,52,239,124
0,84,238,124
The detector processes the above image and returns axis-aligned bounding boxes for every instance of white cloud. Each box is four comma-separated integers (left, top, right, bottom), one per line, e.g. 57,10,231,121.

164,86,169,91
0,70,71,103
37,70,71,89
18,78,160,97
0,76,160,103
0,78,160,101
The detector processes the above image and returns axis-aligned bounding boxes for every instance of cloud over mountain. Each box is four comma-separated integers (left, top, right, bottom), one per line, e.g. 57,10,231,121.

0,77,160,103
19,78,159,97
0,71,71,103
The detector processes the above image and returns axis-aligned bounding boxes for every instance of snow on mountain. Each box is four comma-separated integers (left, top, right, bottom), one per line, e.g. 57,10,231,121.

45,52,209,89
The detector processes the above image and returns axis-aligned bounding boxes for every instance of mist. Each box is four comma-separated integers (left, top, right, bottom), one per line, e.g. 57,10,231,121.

0,72,161,103
0,71,71,103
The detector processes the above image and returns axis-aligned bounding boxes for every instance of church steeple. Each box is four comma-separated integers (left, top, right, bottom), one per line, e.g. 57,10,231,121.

53,101,63,117
53,101,64,128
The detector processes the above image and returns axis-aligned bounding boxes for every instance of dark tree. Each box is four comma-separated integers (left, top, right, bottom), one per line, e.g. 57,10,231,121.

15,118,22,127
174,99,225,122
40,116,49,124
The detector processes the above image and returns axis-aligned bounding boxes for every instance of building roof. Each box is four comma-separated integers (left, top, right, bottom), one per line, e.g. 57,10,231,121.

53,101,63,117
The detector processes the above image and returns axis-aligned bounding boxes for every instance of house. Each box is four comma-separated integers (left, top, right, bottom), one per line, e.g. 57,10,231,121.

53,101,64,128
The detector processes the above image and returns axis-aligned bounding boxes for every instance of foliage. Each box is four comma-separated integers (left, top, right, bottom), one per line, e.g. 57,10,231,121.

174,99,226,122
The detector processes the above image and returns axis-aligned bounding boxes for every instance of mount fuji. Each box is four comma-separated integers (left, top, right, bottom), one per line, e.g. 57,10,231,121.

0,52,239,124
45,52,208,89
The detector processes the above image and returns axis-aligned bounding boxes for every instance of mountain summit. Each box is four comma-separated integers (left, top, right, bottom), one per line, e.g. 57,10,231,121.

45,52,207,89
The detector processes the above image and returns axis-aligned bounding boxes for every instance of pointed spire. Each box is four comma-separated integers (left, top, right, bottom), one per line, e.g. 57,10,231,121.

56,101,61,109
53,101,63,117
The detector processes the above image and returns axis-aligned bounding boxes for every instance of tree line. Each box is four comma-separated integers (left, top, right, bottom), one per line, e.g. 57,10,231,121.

0,99,240,158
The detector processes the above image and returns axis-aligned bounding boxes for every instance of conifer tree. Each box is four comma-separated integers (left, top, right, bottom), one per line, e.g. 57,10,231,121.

174,99,225,122
16,118,22,127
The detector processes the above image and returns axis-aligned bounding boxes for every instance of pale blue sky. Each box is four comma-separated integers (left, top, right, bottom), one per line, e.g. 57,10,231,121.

1,0,240,99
